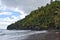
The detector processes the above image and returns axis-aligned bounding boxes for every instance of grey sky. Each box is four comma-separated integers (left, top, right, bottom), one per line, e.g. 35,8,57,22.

0,0,51,29
1,0,51,14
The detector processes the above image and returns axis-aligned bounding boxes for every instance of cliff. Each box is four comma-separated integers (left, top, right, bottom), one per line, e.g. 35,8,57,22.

7,1,60,30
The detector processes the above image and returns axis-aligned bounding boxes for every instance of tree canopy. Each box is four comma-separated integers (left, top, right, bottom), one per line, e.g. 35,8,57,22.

7,1,60,30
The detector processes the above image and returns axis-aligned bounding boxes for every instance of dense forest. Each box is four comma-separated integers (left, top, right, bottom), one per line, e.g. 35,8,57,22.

7,1,60,30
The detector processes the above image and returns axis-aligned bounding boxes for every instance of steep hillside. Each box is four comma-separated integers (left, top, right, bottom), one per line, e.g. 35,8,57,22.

7,1,60,30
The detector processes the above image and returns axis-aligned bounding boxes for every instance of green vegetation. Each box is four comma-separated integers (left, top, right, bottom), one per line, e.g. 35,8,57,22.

7,1,60,30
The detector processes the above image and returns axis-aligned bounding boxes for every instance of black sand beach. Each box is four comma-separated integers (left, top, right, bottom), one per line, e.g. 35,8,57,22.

24,31,60,40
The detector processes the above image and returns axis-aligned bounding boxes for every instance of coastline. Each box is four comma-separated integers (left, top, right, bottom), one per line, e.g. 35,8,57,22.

24,31,60,40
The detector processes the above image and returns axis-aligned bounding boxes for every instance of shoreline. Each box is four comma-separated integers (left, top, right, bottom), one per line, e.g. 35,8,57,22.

24,31,60,40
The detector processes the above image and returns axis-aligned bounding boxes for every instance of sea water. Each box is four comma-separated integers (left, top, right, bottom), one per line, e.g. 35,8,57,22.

0,29,47,40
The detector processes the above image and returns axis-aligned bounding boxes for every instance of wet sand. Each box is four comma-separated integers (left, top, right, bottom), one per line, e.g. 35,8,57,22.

24,31,60,40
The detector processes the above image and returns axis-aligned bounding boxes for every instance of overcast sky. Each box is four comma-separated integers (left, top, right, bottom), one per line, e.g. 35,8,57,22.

0,0,51,29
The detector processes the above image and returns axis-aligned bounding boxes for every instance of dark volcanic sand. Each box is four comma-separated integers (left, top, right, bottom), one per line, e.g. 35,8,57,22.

24,31,60,40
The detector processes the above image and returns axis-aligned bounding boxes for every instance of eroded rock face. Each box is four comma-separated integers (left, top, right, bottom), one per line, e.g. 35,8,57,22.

7,24,17,30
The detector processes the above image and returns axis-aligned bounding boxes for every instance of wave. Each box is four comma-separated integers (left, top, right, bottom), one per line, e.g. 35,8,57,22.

0,30,47,40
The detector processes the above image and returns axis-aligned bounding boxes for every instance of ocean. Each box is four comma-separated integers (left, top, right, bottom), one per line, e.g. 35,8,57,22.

0,29,47,40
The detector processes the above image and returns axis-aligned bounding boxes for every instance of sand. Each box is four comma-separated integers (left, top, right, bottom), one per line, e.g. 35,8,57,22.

24,31,60,40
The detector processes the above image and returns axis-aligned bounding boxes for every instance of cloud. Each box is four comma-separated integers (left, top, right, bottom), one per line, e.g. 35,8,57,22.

0,12,12,15
0,8,26,29
0,0,51,29
0,16,17,29
0,5,26,29
1,0,50,13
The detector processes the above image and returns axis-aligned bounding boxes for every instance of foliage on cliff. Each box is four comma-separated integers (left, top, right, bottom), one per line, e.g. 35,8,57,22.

7,1,60,30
